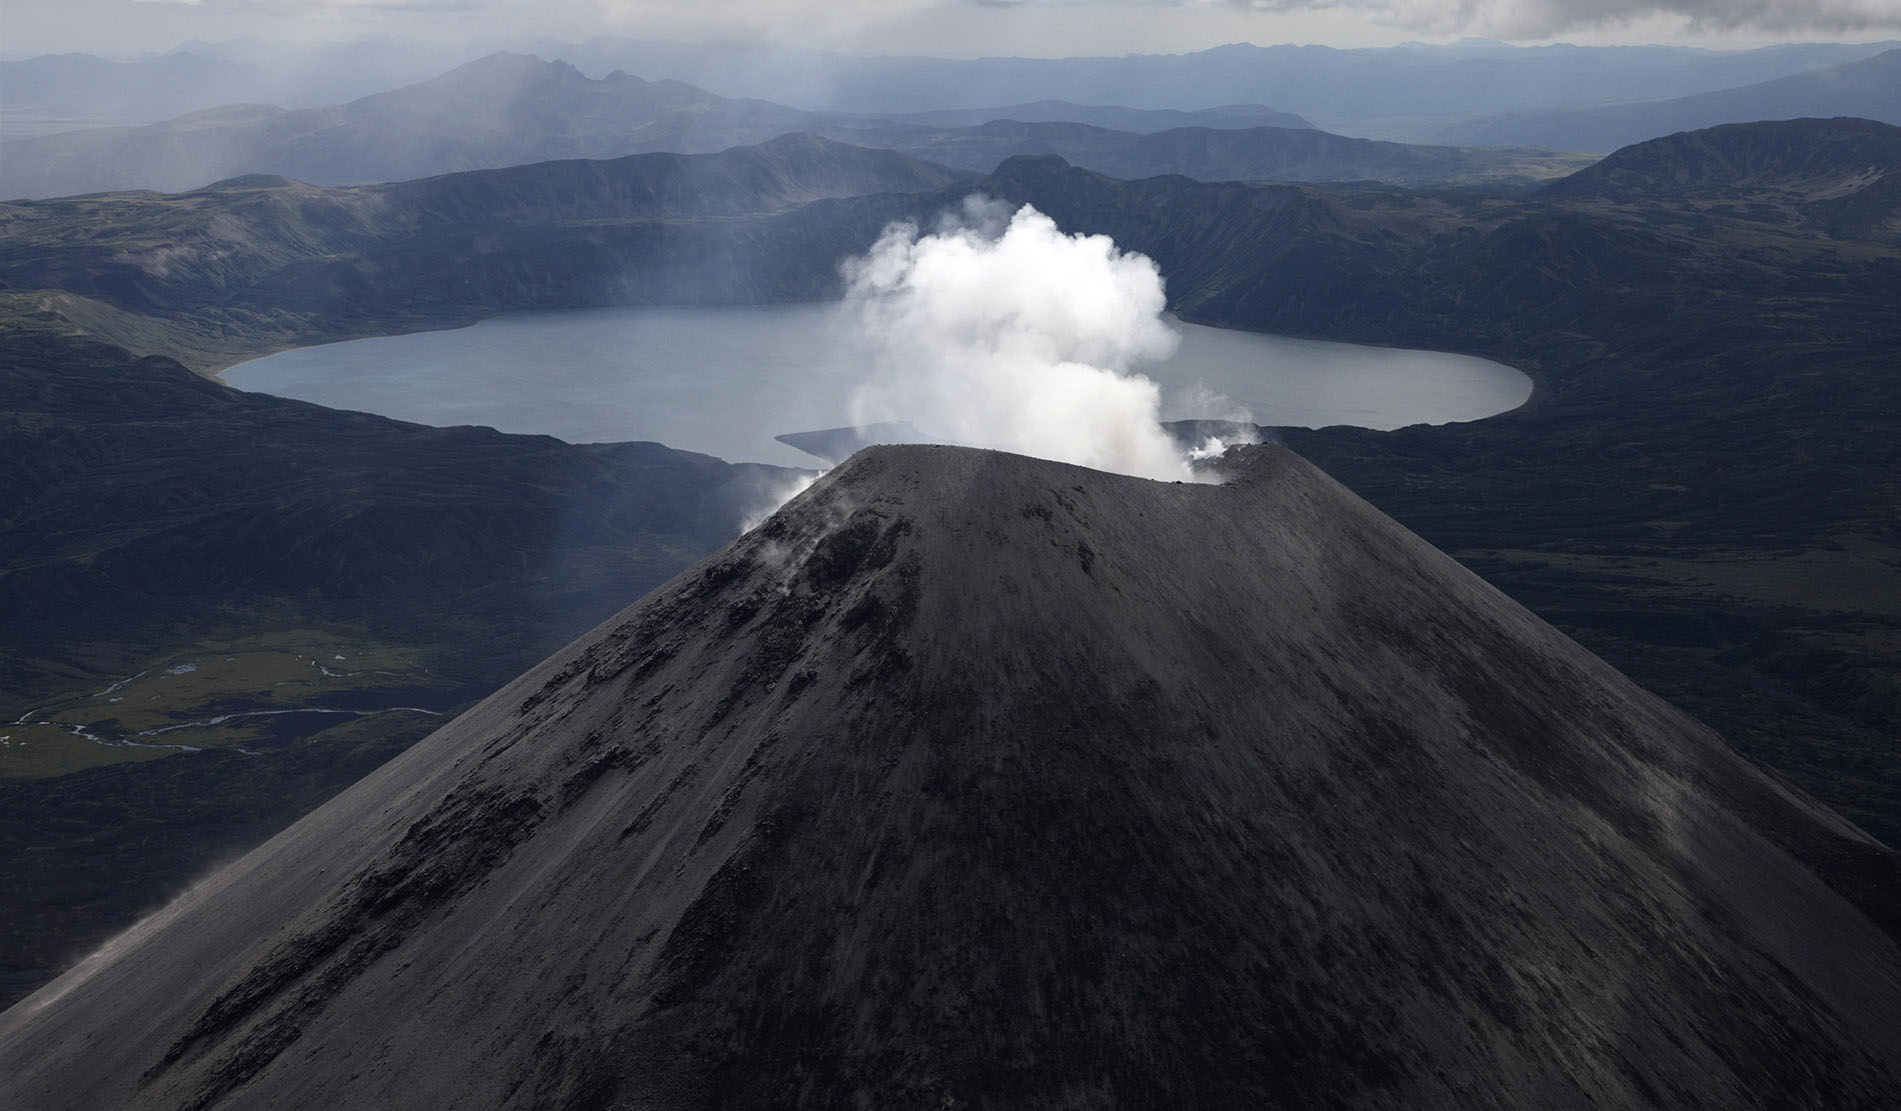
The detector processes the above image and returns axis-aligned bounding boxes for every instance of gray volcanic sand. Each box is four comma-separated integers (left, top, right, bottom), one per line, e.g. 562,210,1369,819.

2,445,1897,1110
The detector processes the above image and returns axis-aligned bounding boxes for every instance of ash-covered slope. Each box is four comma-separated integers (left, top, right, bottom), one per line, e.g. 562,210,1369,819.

5,445,1899,1110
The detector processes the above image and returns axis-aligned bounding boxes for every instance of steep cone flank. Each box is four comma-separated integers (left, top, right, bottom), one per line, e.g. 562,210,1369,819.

4,445,1899,1110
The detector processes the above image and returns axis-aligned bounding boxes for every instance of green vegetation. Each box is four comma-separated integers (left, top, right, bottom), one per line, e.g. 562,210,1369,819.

0,136,953,372
0,707,443,1008
0,629,442,779
0,330,798,1004
1477,537,1901,619
0,724,178,780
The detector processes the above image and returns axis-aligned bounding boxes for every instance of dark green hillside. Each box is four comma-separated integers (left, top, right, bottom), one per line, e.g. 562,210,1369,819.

0,335,794,683
0,138,951,370
1541,116,1901,202
380,132,972,224
833,119,1591,189
0,332,801,1004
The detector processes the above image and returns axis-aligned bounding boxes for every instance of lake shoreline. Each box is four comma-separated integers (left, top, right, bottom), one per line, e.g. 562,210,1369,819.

224,303,1534,468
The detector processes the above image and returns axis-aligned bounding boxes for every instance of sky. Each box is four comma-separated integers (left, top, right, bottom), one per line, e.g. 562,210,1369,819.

6,0,1901,59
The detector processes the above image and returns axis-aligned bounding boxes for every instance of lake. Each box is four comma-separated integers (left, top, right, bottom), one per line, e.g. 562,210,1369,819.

223,304,1531,468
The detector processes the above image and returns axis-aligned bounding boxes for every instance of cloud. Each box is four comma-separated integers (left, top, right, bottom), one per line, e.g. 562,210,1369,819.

1216,0,1901,35
944,0,1901,36
11,0,1896,70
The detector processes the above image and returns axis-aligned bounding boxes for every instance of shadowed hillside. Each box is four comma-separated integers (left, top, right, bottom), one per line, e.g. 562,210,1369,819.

833,118,1591,188
1539,117,1901,240
0,332,800,1006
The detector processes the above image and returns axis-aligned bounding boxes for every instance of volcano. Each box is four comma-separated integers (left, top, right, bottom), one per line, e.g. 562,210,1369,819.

3,444,1898,1110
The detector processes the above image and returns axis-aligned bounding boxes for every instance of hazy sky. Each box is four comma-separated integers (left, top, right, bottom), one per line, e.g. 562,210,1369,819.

7,0,1901,58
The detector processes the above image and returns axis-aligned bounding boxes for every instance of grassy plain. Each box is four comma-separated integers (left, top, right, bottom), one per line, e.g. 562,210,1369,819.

0,629,444,778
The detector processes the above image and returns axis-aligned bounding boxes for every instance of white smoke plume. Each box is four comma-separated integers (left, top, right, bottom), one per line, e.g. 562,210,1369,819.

740,472,821,533
843,198,1201,483
1190,430,1262,462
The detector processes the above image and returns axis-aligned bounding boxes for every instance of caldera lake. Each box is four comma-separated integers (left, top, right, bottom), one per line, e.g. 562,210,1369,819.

223,304,1531,469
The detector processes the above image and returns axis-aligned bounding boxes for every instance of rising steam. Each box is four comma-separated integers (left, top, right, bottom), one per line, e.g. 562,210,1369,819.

738,199,1241,532
843,198,1200,483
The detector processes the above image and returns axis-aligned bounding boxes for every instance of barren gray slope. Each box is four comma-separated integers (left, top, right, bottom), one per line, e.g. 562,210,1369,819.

3,445,1898,1110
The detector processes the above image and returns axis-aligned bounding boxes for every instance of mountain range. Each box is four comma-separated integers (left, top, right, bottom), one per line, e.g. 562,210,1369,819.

890,99,1312,133
532,36,1901,118
11,38,1889,133
1440,48,1901,152
0,38,540,139
0,54,809,198
0,53,1585,200
827,118,1588,190
17,42,1900,200
3,442,1897,1108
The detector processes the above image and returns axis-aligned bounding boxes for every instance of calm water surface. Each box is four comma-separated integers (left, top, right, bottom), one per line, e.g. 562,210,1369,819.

225,304,1530,468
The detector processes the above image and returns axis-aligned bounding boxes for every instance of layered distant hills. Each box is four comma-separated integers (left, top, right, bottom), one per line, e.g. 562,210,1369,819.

1441,48,1901,152
891,99,1313,132
525,36,1901,118
0,39,527,139
12,40,1901,199
12,38,1891,131
0,54,814,198
0,53,1585,199
10,36,1901,157
827,118,1587,190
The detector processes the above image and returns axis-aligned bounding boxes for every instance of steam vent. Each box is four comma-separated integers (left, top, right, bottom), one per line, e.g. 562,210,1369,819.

4,444,1898,1110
